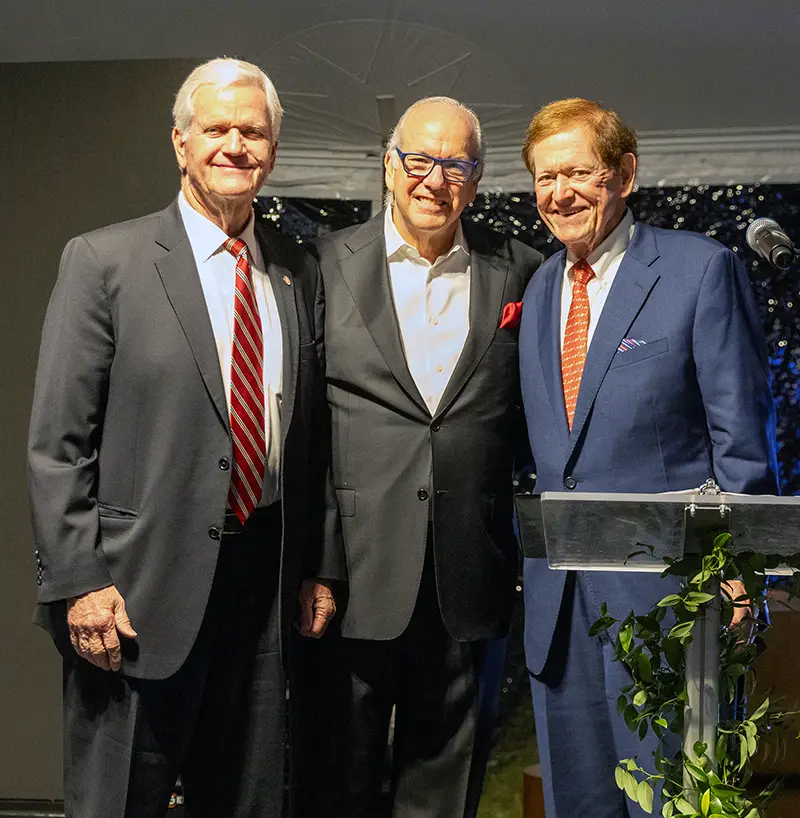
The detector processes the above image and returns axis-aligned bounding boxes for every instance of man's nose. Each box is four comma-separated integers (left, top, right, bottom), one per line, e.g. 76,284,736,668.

424,163,447,189
553,174,573,202
223,129,245,153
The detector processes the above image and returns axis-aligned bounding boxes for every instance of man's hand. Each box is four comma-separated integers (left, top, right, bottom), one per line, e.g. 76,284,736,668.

722,579,752,628
66,585,137,671
298,578,336,638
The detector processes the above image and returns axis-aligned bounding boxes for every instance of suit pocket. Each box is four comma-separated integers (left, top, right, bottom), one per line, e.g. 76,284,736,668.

97,502,139,520
335,488,356,517
608,337,669,369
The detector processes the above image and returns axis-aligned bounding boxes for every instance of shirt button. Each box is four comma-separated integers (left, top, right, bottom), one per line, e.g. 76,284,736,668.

435,364,443,373
417,489,429,501
219,457,230,471
432,319,439,326
564,476,577,490
208,526,221,540
431,421,441,432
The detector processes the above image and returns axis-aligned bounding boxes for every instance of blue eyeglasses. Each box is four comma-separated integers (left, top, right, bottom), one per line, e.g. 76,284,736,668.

394,148,479,183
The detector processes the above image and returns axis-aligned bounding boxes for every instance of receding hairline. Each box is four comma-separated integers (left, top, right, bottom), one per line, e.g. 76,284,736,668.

387,96,485,166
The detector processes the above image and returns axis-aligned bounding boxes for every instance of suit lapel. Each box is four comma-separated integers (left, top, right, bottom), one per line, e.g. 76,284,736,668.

154,199,229,431
339,213,429,415
255,219,300,443
435,223,509,417
567,223,661,454
534,249,570,440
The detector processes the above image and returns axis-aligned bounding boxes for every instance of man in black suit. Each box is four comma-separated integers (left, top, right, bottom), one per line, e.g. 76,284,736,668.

312,97,543,817
27,58,340,817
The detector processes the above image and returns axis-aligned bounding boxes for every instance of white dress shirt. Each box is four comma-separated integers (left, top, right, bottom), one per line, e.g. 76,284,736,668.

384,208,471,414
560,209,636,353
179,193,283,506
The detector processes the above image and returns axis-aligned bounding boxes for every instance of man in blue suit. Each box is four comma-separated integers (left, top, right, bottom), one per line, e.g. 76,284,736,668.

517,98,778,818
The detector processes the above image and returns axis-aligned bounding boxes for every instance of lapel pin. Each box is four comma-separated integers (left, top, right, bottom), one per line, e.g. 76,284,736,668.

283,275,292,286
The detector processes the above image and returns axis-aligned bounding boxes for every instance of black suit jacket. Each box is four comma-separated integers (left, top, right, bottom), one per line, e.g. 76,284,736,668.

312,212,542,642
28,198,340,679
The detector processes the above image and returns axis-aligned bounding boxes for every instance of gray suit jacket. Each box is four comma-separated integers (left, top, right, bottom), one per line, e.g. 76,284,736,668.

313,212,542,642
28,198,340,679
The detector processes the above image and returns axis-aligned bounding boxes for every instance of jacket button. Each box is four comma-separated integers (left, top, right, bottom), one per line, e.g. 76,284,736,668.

564,476,577,490
37,577,43,586
218,457,230,471
431,421,441,432
417,489,429,501
208,526,221,540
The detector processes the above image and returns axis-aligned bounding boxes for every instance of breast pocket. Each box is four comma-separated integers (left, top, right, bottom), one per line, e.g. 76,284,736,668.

608,337,669,369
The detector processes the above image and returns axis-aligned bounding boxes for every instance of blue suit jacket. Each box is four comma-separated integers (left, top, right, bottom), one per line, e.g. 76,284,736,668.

520,220,778,675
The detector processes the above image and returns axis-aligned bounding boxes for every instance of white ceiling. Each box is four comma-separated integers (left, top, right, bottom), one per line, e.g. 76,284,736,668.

5,0,799,191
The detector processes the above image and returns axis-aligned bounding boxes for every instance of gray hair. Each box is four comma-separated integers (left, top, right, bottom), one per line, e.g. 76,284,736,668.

385,96,486,170
172,58,284,141
383,96,485,208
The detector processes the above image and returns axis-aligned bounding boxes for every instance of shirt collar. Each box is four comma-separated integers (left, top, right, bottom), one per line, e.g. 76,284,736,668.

567,208,635,280
383,206,468,265
178,191,257,264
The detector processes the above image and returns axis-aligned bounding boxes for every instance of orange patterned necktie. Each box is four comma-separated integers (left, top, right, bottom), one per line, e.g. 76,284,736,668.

561,258,595,430
223,237,265,524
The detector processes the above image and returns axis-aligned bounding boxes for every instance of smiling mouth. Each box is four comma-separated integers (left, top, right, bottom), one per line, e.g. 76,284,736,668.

414,196,448,207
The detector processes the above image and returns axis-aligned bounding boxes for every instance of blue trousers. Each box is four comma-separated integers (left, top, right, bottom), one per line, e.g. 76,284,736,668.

528,571,675,818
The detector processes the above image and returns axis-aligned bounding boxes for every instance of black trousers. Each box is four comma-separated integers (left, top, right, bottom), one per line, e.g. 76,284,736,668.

303,546,499,818
63,507,285,818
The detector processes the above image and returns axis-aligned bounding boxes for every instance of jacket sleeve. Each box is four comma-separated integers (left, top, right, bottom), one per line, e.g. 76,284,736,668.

693,247,779,494
306,245,347,581
28,235,115,602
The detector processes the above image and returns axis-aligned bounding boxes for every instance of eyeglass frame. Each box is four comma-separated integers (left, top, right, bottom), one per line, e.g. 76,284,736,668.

393,147,480,183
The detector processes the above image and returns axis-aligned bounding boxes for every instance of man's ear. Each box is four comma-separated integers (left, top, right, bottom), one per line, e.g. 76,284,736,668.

620,153,637,197
172,127,187,173
384,150,396,195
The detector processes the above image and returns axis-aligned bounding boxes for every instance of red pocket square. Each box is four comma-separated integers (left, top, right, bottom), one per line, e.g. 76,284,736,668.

498,301,523,329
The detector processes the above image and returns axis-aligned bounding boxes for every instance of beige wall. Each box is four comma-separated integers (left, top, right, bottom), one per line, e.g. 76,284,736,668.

0,57,198,799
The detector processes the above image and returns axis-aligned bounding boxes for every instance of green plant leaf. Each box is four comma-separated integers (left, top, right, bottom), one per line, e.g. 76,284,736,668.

714,734,727,762
623,770,639,803
750,697,770,722
685,591,715,605
684,761,708,784
617,694,628,716
738,736,748,770
639,718,649,740
661,800,674,818
709,783,745,797
619,623,634,653
615,765,626,791
589,617,613,636
699,789,710,816
638,652,653,683
634,690,648,707
693,741,708,759
637,780,654,813
657,594,683,607
668,621,695,641
663,638,684,672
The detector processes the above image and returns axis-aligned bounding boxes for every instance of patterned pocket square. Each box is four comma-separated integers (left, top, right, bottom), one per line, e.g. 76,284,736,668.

617,338,647,352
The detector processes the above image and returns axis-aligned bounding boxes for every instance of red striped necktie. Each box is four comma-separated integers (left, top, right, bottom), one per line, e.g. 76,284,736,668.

561,258,595,430
223,237,265,524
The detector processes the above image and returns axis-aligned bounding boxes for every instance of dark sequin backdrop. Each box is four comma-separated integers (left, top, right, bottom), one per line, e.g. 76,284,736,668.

257,186,800,494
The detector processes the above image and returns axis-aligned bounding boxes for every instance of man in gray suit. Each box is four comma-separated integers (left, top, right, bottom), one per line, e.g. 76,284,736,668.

27,58,340,818
311,97,543,817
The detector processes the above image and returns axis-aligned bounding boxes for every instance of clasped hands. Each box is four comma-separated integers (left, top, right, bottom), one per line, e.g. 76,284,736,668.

68,578,337,671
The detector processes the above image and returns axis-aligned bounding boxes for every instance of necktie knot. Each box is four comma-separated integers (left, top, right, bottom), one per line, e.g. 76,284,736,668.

572,258,595,287
224,237,248,260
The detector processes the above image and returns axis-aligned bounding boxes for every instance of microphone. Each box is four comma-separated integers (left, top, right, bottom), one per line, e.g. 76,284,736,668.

746,218,796,270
